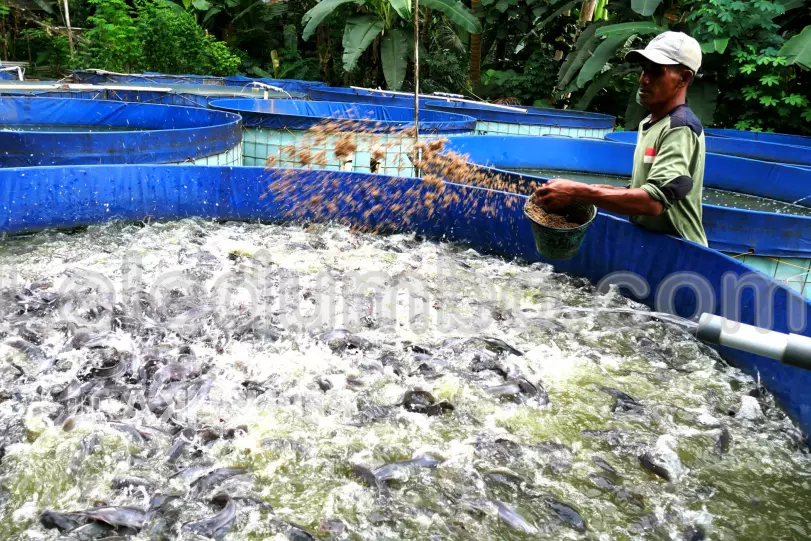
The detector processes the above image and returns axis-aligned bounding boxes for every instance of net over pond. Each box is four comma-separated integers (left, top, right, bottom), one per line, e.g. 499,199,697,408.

0,80,298,107
0,218,809,540
209,99,476,176
71,70,324,97
0,97,243,166
309,86,616,138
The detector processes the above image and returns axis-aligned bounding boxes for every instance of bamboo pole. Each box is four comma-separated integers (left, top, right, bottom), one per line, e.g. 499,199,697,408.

62,0,75,63
413,0,420,157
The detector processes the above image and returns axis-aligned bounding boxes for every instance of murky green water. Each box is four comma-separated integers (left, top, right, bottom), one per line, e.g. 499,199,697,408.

0,219,809,540
0,124,151,132
517,169,811,217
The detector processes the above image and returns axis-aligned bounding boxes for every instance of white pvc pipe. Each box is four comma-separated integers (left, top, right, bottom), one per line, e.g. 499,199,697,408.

697,313,811,369
0,66,24,81
349,86,528,112
68,84,174,92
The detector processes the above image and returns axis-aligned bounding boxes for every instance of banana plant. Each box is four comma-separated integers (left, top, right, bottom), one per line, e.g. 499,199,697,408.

301,0,481,89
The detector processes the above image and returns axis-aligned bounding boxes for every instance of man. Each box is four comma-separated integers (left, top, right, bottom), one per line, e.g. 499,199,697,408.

532,31,708,246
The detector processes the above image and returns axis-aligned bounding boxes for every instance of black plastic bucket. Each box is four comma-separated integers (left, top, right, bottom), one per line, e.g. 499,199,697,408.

524,199,597,260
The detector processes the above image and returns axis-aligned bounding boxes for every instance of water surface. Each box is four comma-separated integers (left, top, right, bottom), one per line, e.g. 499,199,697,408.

0,219,808,540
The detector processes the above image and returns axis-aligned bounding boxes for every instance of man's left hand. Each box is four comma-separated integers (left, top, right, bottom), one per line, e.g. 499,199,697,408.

530,178,583,212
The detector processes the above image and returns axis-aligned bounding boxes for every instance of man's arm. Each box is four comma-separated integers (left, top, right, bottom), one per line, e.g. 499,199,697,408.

532,179,664,216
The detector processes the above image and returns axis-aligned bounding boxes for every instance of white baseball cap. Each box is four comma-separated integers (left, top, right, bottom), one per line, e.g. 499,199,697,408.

625,31,702,73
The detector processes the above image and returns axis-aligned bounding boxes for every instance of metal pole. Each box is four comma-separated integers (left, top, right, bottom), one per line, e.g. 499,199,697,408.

63,0,75,63
413,0,420,167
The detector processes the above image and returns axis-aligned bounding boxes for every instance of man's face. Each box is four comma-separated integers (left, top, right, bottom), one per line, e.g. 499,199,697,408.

638,60,690,108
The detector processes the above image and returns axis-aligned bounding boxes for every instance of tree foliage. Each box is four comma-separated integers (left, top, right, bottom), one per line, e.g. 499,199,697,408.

300,0,479,89
1,0,808,133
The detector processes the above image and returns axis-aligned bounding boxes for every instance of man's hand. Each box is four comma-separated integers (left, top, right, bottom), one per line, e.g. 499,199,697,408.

530,178,584,212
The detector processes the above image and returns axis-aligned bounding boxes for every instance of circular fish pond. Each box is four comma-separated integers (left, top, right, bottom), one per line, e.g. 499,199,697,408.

0,218,809,540
0,97,243,166
0,80,298,108
210,98,477,175
70,70,325,98
308,87,616,138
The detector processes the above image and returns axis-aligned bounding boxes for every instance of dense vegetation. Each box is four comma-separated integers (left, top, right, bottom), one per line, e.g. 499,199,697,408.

1,0,809,133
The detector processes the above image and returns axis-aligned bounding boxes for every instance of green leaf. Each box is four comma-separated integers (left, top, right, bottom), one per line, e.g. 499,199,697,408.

783,93,808,106
266,2,289,18
739,64,757,74
624,85,648,130
631,0,662,16
388,0,411,20
576,35,628,88
420,0,481,33
342,15,384,71
742,86,760,100
302,0,361,41
30,0,54,13
759,74,779,86
759,95,779,106
495,0,509,11
233,0,263,21
575,65,635,111
701,37,729,54
191,0,211,10
558,23,601,88
779,25,811,69
777,0,804,10
687,79,718,126
381,28,409,89
802,109,811,122
595,22,665,38
536,0,577,29
252,66,274,78
202,6,221,23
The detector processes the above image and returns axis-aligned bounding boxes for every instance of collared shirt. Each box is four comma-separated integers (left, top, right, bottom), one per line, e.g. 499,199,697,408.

630,104,708,246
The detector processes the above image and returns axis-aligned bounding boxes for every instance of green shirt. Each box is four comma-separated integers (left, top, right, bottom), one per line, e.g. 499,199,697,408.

630,104,708,246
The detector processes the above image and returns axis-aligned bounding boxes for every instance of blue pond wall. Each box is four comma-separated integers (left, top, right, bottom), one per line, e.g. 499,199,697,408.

607,131,811,167
1,163,809,440
446,134,811,213
308,87,615,138
0,86,265,109
0,97,243,166
707,128,811,149
209,99,476,175
445,135,811,298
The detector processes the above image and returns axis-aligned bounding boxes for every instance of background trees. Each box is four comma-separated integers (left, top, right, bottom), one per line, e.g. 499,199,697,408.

1,0,809,133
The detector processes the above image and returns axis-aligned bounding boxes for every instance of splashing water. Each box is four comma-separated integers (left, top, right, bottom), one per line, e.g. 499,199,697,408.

0,219,809,540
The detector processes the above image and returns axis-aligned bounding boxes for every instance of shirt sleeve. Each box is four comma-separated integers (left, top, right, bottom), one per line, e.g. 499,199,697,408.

639,127,698,211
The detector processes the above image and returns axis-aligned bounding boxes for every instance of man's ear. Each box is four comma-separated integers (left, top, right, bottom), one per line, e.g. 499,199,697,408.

681,69,694,88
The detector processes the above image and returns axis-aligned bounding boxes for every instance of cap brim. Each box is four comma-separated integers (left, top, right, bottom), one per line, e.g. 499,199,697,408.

624,49,680,66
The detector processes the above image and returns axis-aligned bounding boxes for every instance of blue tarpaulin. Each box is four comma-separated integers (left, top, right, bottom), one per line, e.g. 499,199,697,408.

0,163,808,439
223,75,326,95
210,98,477,133
0,97,242,166
71,70,322,96
308,86,616,129
444,135,811,258
707,128,811,149
607,131,811,167
0,86,286,108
